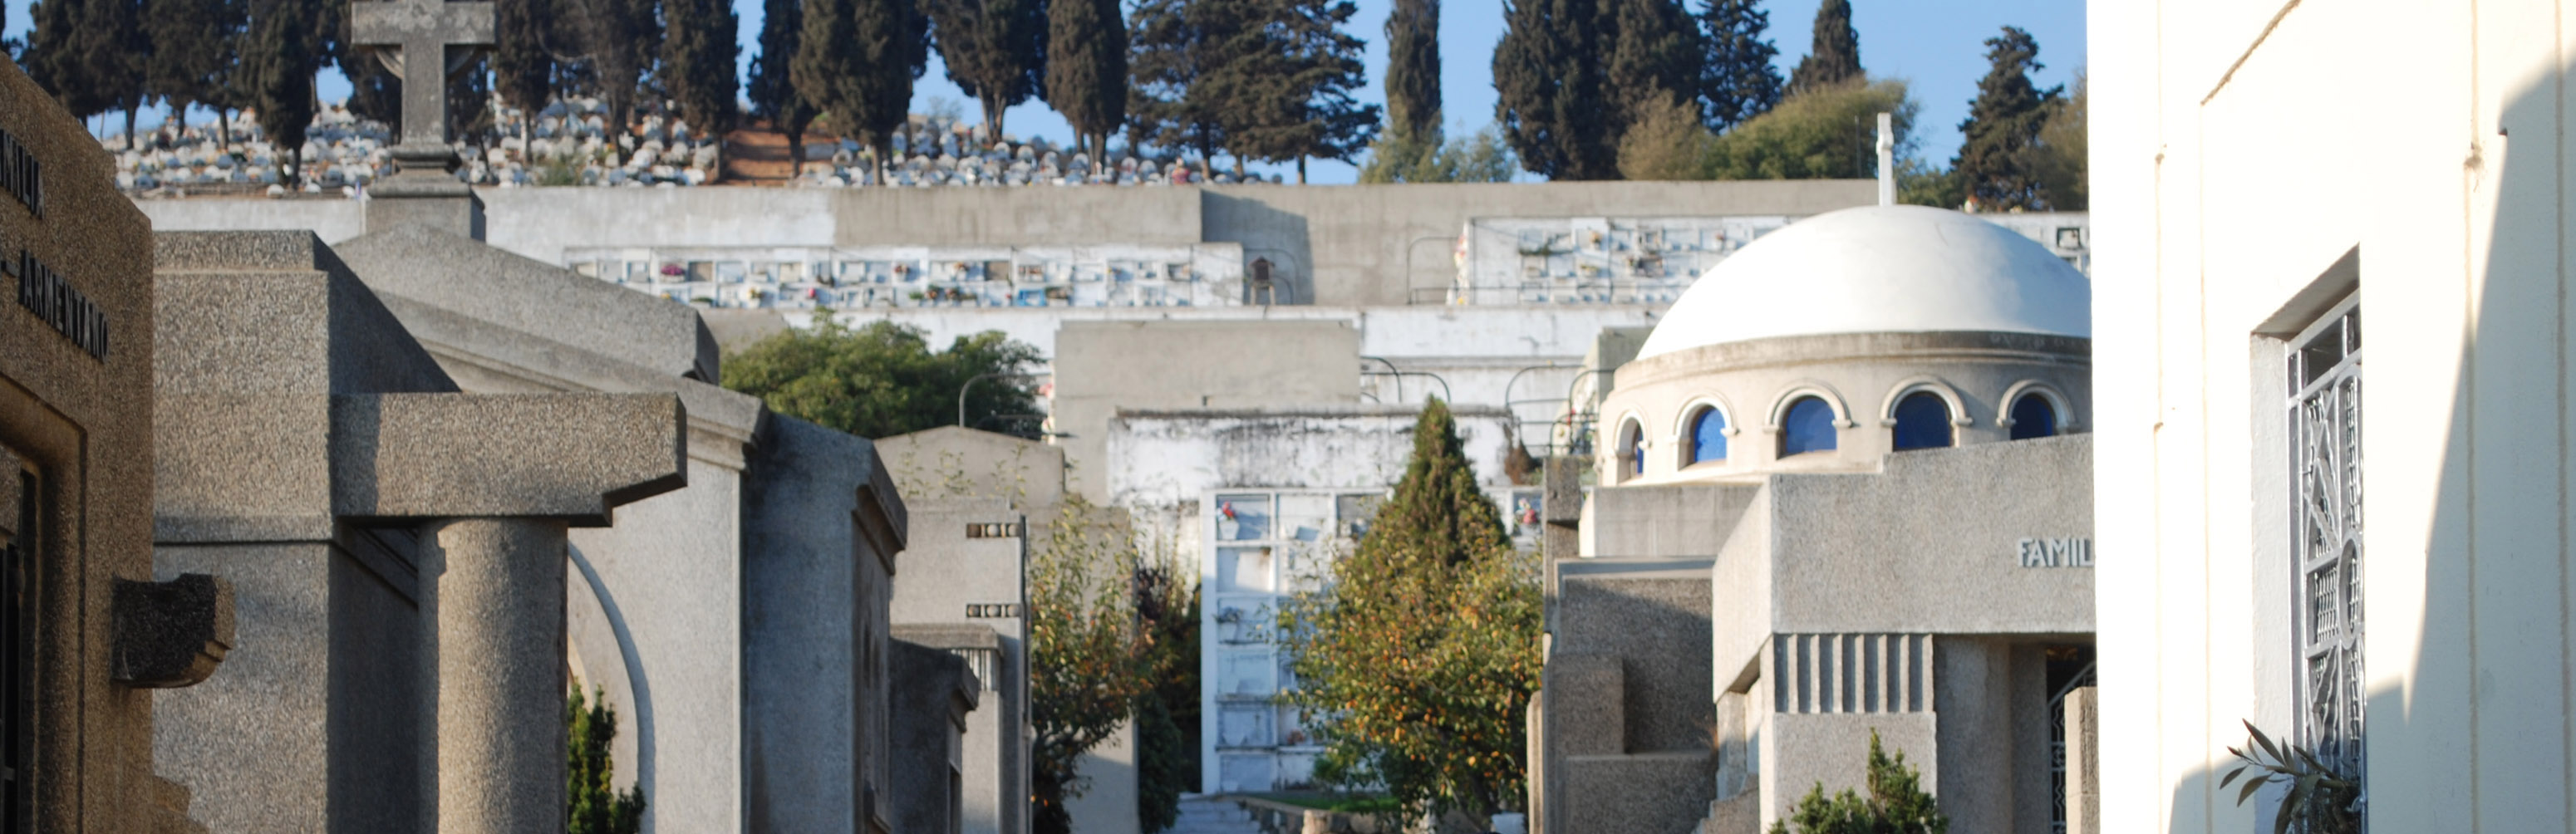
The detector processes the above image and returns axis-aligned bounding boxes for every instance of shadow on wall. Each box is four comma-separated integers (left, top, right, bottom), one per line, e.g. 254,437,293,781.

1202,193,1315,305
2164,63,2570,833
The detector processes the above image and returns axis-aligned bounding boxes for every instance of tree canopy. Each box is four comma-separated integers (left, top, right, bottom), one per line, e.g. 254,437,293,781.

720,316,1044,439
1029,502,1158,834
922,0,1047,137
1705,78,1916,181
1207,0,1379,179
1493,0,1615,180
1042,0,1127,164
1281,400,1541,822
1786,0,1861,96
1695,0,1782,131
1952,26,2064,211
749,0,821,169
661,0,741,135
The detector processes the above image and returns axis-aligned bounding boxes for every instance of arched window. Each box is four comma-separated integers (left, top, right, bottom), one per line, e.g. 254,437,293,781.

1618,419,1645,478
1779,396,1838,457
1891,392,1954,450
1688,406,1728,464
2009,394,2059,440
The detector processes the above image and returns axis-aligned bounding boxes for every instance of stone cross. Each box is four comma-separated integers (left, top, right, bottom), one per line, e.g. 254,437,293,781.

351,0,496,149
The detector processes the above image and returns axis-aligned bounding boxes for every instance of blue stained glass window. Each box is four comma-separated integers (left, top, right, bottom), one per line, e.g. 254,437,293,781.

1689,407,1728,464
2010,394,2059,440
1892,392,1954,450
1780,397,1838,456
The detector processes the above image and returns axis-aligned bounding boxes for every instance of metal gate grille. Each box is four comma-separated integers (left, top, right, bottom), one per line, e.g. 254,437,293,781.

2289,299,2364,792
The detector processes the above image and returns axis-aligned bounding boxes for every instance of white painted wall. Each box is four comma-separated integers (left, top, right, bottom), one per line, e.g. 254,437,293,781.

2092,1,2574,830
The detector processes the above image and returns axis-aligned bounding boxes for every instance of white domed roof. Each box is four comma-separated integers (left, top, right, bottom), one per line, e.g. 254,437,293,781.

1635,205,2090,359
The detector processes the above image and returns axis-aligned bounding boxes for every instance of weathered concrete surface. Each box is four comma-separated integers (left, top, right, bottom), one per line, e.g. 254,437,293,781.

1057,319,1360,499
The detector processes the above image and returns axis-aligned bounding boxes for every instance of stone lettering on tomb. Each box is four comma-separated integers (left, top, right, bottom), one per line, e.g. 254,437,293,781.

12,249,110,360
0,125,40,216
2018,537,2094,568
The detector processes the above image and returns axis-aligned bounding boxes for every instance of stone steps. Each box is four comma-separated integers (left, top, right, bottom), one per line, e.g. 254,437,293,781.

1159,795,1265,834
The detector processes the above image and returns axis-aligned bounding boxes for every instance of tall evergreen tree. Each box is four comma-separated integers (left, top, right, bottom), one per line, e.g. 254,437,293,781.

1041,0,1124,165
1695,0,1780,132
1601,0,1698,138
1279,400,1540,822
1786,0,1859,95
794,0,922,182
750,0,820,173
494,0,557,145
1384,0,1438,142
1951,26,2061,211
566,0,661,136
242,0,317,182
145,0,234,131
76,0,148,145
1208,0,1379,181
663,0,741,135
1492,0,1615,179
1126,0,1236,164
922,0,1046,137
22,0,106,118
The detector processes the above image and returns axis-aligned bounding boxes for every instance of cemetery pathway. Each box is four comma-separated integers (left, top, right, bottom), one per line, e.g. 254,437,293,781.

1164,796,1264,834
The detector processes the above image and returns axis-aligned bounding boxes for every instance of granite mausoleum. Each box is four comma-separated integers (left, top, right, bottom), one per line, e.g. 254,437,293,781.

0,58,234,834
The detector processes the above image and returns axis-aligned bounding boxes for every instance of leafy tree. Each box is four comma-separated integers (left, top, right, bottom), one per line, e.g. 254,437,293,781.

494,0,556,146
922,0,1047,137
1132,558,1199,832
1042,0,1125,165
1364,122,1519,184
1030,501,1157,834
750,0,821,173
795,0,923,182
2028,69,2086,210
568,684,647,834
1895,156,1963,210
1695,0,1781,132
1705,78,1914,180
720,316,1043,439
1382,0,1438,140
1951,26,2062,211
1601,0,1698,138
1126,0,1236,164
662,0,740,135
1281,400,1542,823
1767,731,1946,834
1616,95,1711,180
1493,0,1615,179
145,0,236,132
1785,0,1859,96
1207,0,1380,181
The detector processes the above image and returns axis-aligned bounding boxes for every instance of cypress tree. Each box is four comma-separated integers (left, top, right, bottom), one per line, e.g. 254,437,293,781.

22,0,104,118
145,0,233,131
1384,0,1438,143
922,0,1046,137
1600,0,1698,137
1493,0,1614,180
1208,0,1379,181
243,0,317,183
1952,26,2061,211
1786,0,1860,96
794,0,920,183
749,0,819,173
73,0,148,145
567,685,646,834
662,0,741,135
494,0,557,145
567,0,661,136
1042,0,1125,166
1695,0,1780,132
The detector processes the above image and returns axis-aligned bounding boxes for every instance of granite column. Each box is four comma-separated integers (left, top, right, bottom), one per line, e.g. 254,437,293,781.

431,518,571,834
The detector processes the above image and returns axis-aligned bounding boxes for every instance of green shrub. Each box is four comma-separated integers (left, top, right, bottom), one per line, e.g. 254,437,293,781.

1767,730,1945,834
568,684,646,834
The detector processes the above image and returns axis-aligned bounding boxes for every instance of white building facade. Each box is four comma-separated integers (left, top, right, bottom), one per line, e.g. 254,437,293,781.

2092,0,2576,830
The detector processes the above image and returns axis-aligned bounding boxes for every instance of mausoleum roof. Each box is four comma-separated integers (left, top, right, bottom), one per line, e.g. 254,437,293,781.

1635,204,2091,359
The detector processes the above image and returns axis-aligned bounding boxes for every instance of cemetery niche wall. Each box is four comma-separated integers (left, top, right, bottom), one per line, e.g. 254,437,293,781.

0,57,235,834
565,243,1252,309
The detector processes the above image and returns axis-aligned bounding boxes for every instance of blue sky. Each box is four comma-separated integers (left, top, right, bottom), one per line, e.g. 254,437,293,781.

3,0,2083,184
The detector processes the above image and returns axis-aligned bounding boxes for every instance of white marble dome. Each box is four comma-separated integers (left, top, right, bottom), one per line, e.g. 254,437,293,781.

1636,204,2091,359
